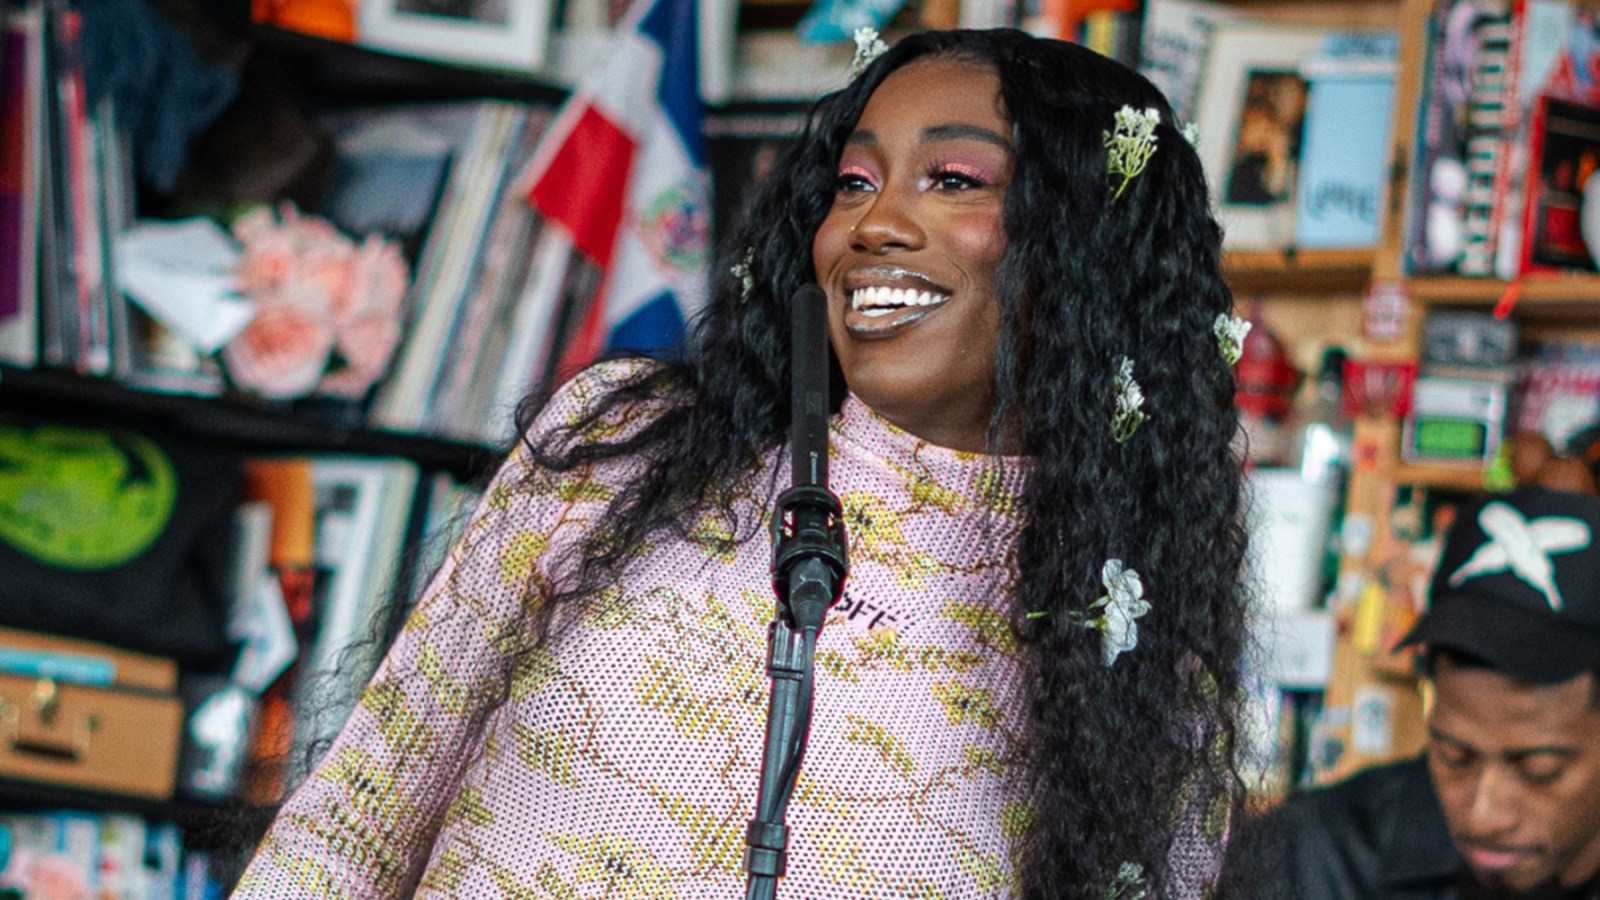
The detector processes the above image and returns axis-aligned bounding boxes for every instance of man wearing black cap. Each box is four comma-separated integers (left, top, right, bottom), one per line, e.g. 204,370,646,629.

1242,487,1600,900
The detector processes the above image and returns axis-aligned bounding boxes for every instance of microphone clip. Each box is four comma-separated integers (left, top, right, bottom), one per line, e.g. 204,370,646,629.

770,485,848,632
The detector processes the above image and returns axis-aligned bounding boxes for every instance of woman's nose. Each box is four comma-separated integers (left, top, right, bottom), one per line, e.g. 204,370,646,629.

850,187,925,253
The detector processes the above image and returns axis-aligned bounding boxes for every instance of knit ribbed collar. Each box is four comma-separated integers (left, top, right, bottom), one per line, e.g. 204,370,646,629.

831,393,1033,507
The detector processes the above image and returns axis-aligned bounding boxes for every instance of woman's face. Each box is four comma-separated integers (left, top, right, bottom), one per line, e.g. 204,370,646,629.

812,56,1012,453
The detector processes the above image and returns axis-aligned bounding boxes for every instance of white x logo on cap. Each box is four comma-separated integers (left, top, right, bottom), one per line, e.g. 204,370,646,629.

1448,502,1590,611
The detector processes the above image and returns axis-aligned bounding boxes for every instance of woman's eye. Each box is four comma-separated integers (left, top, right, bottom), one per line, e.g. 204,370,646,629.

929,169,984,190
835,172,876,193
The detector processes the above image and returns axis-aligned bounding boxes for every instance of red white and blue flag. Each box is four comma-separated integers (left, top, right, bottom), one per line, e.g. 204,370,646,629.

522,0,709,370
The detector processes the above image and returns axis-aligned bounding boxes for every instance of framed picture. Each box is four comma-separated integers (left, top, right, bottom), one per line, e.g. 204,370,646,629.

1194,23,1329,250
358,0,552,73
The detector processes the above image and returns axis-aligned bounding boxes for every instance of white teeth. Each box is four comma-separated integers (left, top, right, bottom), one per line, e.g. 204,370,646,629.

849,286,948,311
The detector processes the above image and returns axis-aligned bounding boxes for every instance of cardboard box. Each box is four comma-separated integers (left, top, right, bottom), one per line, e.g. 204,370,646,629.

0,627,182,799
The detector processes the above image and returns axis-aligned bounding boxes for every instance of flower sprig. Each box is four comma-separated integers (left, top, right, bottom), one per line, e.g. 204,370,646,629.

1025,560,1152,667
1105,862,1150,900
1105,106,1161,201
1214,312,1251,366
1110,356,1146,443
851,27,888,79
1181,122,1201,149
731,247,755,303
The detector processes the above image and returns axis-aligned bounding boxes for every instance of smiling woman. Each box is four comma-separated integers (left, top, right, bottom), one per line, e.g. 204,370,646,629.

233,29,1251,900
813,57,1010,453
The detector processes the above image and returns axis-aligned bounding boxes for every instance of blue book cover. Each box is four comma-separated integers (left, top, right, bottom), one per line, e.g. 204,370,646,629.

1295,57,1397,248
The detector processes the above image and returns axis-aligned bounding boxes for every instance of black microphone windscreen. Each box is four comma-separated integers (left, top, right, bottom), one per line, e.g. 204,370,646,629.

790,284,829,488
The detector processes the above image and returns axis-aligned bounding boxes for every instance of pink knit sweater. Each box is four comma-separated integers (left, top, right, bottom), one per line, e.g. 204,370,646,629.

235,361,1043,898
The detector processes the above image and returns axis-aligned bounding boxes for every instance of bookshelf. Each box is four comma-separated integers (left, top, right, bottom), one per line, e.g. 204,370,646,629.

1223,248,1375,295
0,364,499,482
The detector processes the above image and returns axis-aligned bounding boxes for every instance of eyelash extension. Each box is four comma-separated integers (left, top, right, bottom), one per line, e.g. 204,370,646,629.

836,165,878,191
925,159,993,188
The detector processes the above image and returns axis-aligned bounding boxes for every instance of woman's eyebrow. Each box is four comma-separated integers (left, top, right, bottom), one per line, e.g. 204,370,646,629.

922,123,1012,150
842,125,1013,150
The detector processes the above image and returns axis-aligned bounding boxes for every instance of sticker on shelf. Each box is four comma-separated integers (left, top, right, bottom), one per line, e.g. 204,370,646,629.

1351,684,1394,756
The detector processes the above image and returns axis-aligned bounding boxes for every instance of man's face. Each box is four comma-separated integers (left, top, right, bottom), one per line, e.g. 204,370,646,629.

1426,655,1600,894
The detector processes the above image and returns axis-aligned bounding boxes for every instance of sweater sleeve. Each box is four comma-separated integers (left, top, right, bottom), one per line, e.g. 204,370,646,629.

231,361,657,898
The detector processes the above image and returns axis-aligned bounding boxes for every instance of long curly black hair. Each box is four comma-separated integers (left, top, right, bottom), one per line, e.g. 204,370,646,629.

520,28,1251,899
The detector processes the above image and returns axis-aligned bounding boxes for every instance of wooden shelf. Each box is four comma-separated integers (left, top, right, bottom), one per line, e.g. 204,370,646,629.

0,777,280,863
0,365,501,482
1408,273,1600,308
1223,248,1374,295
1389,462,1489,492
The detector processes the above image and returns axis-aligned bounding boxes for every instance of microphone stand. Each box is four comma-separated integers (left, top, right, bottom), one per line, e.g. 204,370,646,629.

743,285,848,900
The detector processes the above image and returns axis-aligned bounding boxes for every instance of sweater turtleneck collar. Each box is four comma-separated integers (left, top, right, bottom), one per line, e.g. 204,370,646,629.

829,393,1033,520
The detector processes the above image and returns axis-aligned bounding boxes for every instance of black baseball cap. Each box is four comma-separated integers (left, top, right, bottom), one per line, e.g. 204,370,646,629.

1398,486,1600,684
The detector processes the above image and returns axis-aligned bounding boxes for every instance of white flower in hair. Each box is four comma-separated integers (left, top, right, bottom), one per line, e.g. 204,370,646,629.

731,247,755,303
1110,355,1146,442
1086,560,1151,666
1105,861,1150,899
851,27,889,79
1181,121,1201,148
1104,105,1161,200
1213,312,1251,366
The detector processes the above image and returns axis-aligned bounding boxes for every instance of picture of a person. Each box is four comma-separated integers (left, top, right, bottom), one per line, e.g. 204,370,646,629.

1225,70,1309,207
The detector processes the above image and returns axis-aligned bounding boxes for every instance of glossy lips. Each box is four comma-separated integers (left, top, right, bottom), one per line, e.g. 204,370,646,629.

841,270,951,335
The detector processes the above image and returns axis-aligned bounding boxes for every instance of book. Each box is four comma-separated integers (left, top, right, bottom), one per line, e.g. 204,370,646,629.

1403,0,1479,274
238,458,317,805
1518,93,1600,272
1193,21,1330,250
1489,0,1578,278
1137,0,1240,126
422,108,554,439
1458,7,1516,276
285,456,419,790
0,8,40,367
368,102,531,431
1293,33,1399,248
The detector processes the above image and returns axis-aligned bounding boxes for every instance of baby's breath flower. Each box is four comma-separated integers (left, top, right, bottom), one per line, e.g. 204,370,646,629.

1104,106,1161,200
1213,312,1251,366
1105,861,1150,899
1110,355,1146,443
851,27,888,79
730,247,755,303
1181,121,1201,148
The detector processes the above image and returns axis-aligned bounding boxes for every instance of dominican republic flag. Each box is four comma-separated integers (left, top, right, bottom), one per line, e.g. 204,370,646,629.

521,0,710,371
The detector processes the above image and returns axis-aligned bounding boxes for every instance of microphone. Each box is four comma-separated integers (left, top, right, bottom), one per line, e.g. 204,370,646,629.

745,284,850,898
790,284,829,491
772,284,845,634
